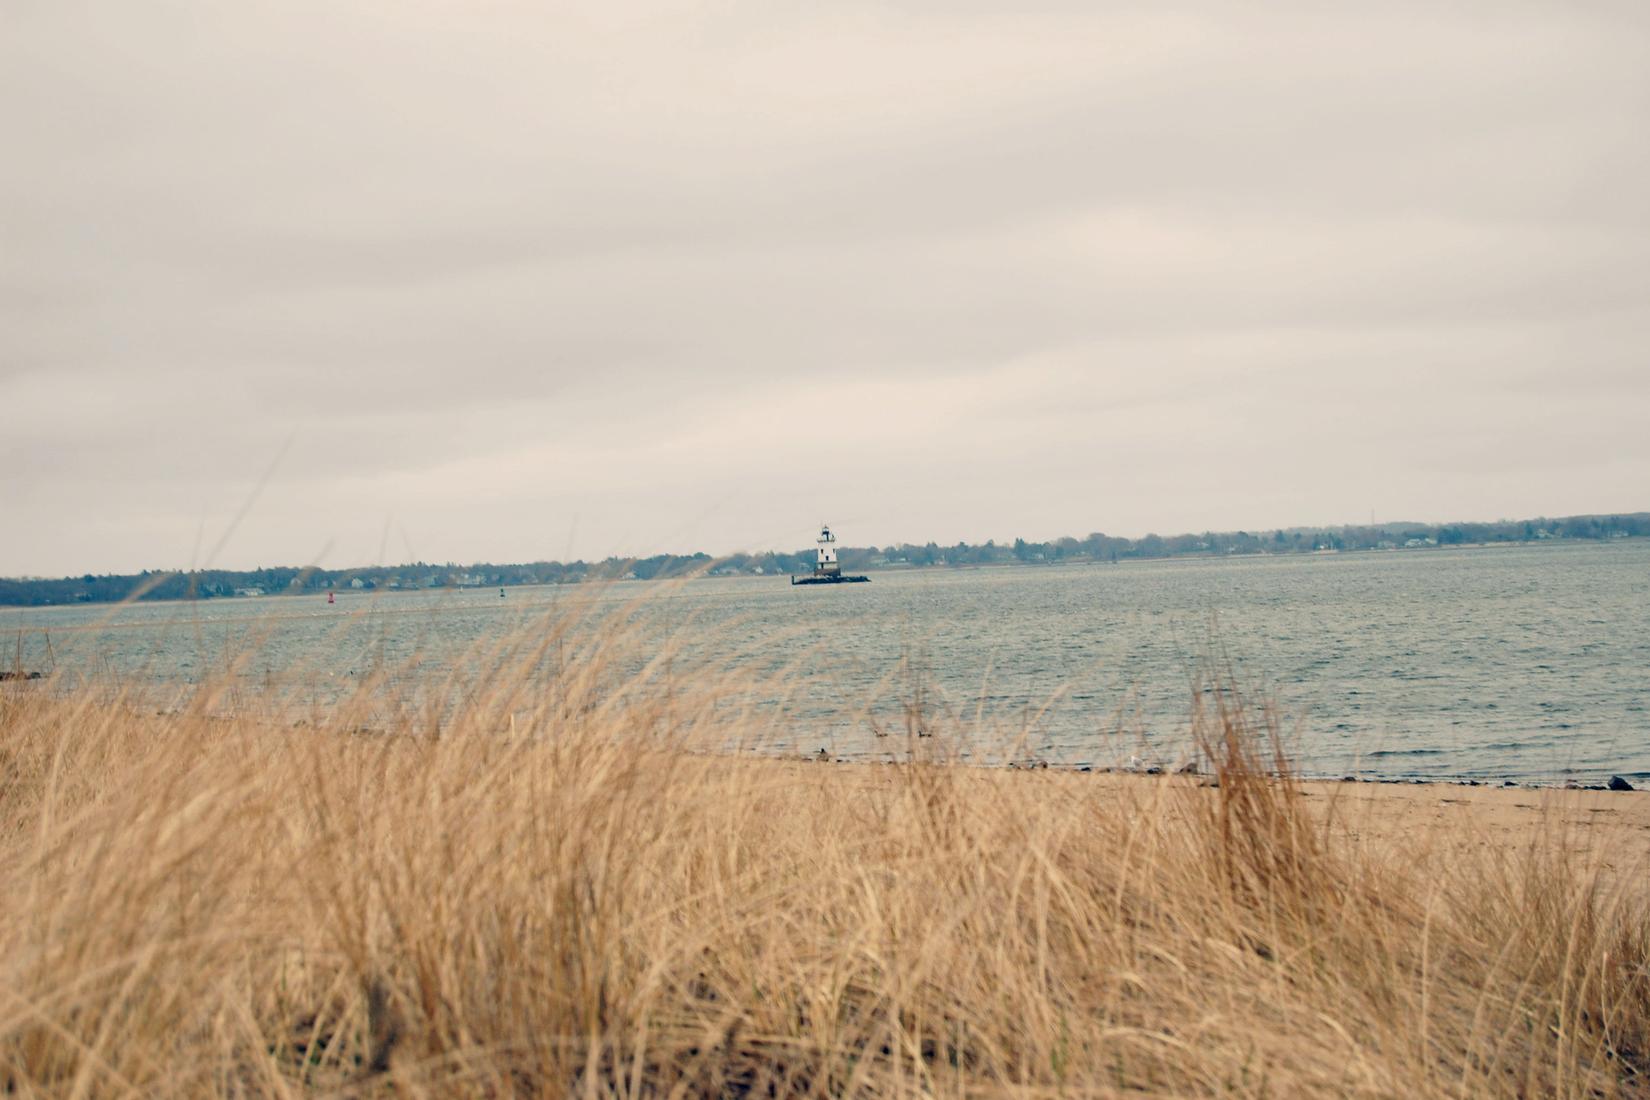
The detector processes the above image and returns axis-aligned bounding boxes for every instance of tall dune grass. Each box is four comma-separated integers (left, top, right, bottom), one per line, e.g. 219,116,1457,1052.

1,604,1646,1098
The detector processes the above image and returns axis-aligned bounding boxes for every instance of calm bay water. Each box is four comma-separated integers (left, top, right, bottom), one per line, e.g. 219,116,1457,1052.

4,541,1648,784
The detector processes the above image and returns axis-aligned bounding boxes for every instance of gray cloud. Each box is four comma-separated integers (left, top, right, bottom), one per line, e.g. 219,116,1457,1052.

3,1,1648,574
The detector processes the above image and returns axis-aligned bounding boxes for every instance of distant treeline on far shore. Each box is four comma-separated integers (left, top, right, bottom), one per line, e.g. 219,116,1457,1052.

2,512,1646,608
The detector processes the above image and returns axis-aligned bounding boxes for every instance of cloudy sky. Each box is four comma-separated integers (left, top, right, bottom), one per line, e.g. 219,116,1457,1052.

3,1,1648,576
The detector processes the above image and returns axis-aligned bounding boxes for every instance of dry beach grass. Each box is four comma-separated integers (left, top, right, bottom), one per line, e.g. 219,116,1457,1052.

1,604,1647,1098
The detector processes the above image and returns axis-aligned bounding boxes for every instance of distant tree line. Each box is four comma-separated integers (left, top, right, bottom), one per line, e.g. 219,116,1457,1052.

2,512,1645,607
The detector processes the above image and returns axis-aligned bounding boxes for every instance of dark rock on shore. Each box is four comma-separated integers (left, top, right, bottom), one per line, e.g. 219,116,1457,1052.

1608,775,1636,792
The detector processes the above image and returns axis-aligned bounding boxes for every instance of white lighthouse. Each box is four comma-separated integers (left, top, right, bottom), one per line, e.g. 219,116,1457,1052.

791,524,870,585
815,524,840,577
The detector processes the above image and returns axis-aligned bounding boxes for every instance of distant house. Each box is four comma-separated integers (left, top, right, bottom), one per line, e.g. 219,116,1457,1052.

350,578,365,589
234,586,265,597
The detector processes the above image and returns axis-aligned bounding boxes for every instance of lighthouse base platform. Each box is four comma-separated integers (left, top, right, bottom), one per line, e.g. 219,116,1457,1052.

790,573,870,586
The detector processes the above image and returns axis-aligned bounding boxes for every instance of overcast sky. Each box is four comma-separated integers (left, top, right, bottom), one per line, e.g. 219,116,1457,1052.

3,1,1648,576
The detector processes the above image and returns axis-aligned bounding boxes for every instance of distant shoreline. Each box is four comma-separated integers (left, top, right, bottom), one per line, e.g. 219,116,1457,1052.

2,529,1646,609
